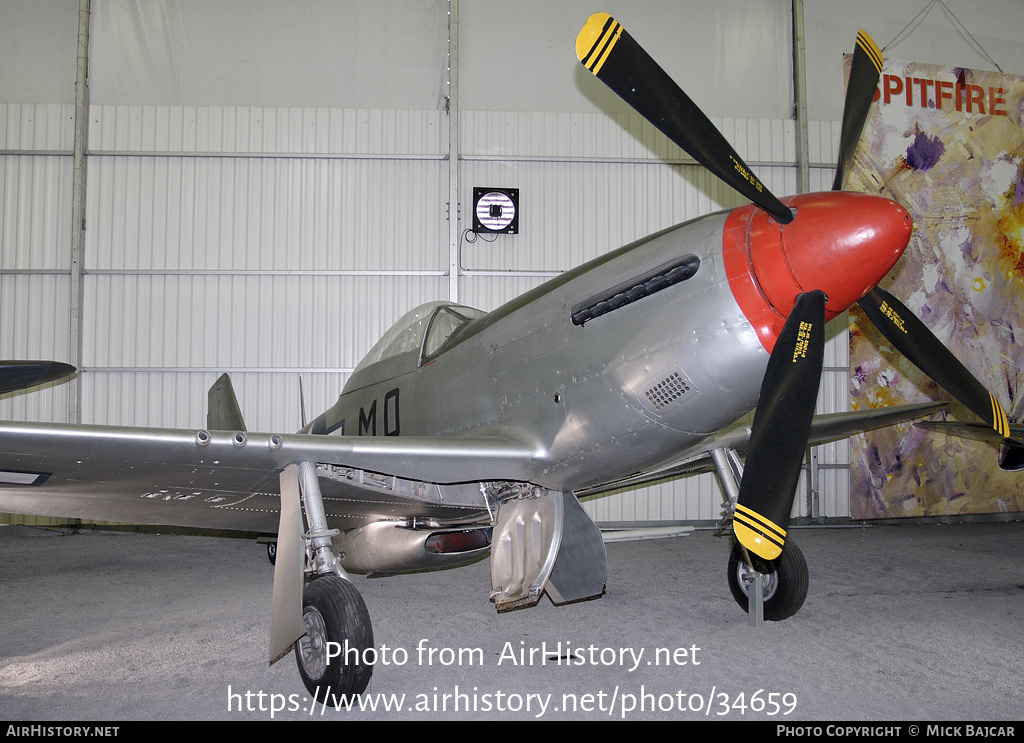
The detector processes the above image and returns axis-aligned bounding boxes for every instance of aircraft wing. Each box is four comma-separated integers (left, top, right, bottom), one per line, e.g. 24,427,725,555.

0,421,542,533
575,402,946,498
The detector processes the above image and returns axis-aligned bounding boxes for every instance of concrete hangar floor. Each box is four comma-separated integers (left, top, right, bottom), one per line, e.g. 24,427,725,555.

0,520,1021,721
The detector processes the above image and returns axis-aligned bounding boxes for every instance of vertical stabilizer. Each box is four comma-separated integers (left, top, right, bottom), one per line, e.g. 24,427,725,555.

207,373,247,431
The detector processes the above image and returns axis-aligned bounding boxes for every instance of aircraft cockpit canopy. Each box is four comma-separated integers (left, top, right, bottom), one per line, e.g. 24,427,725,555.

353,301,487,374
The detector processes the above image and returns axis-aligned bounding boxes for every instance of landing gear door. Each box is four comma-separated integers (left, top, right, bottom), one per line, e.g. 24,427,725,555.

490,490,563,610
546,491,606,604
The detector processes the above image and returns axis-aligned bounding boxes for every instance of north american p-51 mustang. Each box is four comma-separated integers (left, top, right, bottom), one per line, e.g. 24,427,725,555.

1,13,1020,701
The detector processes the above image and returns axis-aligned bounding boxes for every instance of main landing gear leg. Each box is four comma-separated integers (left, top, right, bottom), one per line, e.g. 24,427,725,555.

269,462,374,702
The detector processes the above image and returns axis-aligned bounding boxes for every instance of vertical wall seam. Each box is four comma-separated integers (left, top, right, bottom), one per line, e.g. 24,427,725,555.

69,0,91,423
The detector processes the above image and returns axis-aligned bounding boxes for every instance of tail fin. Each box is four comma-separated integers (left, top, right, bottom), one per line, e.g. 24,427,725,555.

207,373,246,431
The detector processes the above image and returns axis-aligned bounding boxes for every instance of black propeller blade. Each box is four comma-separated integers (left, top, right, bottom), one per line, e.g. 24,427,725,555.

836,35,1011,441
832,31,883,191
734,291,826,559
835,35,1012,442
858,286,1010,438
575,15,1011,555
576,12,794,224
0,361,76,395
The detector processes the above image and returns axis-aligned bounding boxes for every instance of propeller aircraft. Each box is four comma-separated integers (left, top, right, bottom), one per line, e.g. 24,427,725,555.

1,12,1020,702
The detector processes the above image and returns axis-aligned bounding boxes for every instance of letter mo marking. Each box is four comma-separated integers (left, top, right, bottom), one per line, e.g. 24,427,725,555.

358,388,401,437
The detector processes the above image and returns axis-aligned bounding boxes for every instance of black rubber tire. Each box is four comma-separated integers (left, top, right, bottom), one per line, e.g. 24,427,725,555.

266,541,277,565
294,575,374,702
727,539,808,621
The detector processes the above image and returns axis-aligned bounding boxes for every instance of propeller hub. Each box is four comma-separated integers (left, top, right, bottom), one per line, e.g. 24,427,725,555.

723,191,913,353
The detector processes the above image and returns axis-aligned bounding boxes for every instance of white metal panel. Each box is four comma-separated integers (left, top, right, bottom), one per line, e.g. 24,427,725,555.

458,275,552,313
459,159,747,273
76,99,451,444
0,273,73,425
88,105,445,157
583,472,726,525
0,101,76,529
0,274,70,357
462,111,796,164
0,103,76,152
83,274,445,373
0,155,73,270
85,153,448,271
82,370,349,434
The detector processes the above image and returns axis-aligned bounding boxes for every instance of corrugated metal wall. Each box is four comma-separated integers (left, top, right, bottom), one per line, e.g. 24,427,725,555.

0,102,76,525
0,1,862,527
81,104,450,432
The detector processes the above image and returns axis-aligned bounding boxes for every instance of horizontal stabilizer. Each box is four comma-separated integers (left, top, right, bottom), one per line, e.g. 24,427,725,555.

0,361,75,395
916,420,1024,471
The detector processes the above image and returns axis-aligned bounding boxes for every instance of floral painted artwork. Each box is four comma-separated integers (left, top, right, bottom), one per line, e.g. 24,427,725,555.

847,58,1024,519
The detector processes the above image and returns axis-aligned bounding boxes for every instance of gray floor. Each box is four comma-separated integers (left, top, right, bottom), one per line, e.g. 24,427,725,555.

1,520,1022,721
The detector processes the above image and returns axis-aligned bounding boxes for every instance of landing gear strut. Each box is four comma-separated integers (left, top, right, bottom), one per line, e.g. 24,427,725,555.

727,539,808,621
271,462,376,701
711,446,809,622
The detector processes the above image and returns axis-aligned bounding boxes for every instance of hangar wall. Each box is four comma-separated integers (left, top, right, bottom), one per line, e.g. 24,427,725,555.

1,0,1022,527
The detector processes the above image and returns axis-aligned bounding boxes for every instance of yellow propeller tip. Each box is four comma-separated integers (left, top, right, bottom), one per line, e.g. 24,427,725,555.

733,503,786,560
734,522,784,561
856,30,883,74
576,12,614,64
991,394,1011,438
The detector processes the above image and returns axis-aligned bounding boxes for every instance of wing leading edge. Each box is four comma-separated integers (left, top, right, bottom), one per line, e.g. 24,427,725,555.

0,403,946,532
575,402,946,498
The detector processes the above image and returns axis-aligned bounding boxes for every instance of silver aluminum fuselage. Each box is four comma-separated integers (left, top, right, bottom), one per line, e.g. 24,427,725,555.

310,210,769,492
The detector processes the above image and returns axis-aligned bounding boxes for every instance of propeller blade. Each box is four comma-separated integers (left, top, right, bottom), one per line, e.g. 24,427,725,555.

576,12,794,224
0,361,76,395
858,286,1011,438
734,291,826,560
832,30,883,191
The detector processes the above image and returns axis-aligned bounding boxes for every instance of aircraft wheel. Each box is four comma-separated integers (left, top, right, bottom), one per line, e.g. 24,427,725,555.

727,539,808,621
294,575,374,702
266,541,277,565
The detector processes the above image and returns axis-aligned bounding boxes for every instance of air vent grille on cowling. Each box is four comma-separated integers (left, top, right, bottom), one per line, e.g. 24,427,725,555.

644,371,691,411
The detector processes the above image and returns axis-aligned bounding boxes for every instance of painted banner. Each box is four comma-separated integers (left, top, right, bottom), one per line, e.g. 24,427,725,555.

847,58,1024,519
